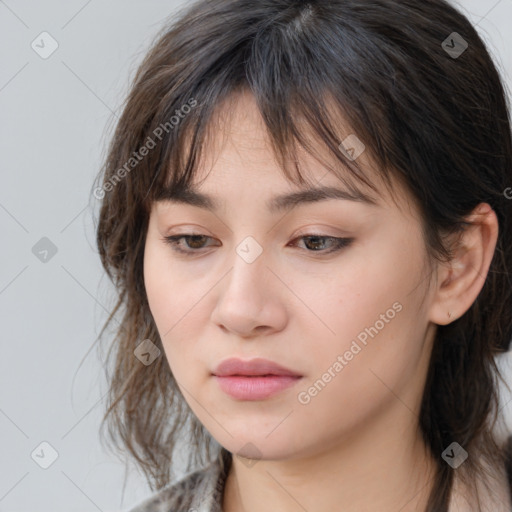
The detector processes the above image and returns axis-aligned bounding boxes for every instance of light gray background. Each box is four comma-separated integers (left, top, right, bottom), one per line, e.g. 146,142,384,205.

1,1,512,511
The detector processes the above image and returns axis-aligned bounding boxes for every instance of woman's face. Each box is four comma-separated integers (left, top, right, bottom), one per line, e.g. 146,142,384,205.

143,90,440,461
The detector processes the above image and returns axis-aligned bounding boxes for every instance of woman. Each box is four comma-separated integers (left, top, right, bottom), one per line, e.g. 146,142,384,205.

94,0,512,510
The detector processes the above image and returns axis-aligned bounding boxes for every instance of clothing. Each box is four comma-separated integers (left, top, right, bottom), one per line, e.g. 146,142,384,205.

127,448,231,512
127,438,512,512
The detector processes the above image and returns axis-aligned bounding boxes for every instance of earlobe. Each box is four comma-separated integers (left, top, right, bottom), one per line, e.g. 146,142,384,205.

428,203,499,326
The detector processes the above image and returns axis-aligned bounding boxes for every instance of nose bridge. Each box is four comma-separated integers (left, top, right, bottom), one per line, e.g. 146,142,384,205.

224,234,267,302
211,234,282,335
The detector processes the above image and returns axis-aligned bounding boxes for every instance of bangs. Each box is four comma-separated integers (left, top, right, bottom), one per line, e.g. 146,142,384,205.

137,2,405,212
147,85,399,210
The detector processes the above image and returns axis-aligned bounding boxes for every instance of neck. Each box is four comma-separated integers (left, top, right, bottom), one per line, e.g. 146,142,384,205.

222,405,437,512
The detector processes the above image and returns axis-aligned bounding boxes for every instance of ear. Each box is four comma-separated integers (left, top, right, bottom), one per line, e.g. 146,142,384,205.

428,203,499,326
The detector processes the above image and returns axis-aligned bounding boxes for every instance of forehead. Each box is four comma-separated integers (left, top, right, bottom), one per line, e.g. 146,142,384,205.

156,89,415,216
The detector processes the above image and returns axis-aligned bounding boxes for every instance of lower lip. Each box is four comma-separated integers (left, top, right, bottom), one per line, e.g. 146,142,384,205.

214,375,302,400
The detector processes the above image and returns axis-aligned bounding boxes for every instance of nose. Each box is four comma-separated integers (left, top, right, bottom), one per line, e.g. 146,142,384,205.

210,243,288,338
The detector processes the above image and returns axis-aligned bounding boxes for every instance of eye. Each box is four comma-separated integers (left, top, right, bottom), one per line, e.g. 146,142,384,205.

162,234,216,254
291,234,353,254
162,233,353,256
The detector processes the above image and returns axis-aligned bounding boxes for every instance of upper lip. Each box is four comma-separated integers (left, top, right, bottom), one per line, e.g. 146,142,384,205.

212,357,302,377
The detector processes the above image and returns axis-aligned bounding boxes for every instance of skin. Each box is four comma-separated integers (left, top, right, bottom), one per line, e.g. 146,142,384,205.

143,89,500,512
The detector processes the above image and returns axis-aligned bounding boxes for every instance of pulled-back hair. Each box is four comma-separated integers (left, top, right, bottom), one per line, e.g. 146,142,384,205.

93,1,512,510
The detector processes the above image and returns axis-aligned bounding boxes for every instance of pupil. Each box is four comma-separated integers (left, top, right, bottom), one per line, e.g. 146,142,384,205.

306,236,323,250
189,235,206,248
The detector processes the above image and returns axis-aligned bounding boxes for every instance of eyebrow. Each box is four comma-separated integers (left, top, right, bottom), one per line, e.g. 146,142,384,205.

155,184,379,213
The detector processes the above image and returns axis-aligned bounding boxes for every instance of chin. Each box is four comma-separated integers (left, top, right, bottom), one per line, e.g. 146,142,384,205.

210,425,304,461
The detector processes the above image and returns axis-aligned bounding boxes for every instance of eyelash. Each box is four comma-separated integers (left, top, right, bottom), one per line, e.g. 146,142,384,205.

162,233,354,256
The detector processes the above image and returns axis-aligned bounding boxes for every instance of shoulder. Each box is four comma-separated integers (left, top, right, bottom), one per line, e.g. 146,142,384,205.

127,451,231,512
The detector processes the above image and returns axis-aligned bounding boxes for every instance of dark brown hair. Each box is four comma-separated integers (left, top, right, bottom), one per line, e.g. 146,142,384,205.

93,1,512,510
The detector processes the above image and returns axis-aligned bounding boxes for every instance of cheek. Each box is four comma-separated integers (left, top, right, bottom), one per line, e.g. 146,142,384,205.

143,240,211,381
143,244,170,329
293,305,426,448
144,236,199,329
299,238,428,401
308,261,407,359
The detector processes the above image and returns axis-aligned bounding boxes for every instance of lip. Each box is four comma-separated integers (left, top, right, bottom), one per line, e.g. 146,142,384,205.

212,358,302,400
213,357,302,377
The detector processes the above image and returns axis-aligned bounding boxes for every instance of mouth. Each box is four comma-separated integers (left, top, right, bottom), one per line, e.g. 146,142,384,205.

212,357,303,400
213,374,302,400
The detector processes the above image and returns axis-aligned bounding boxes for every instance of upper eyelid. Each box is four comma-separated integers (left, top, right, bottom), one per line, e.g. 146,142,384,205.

165,231,344,241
